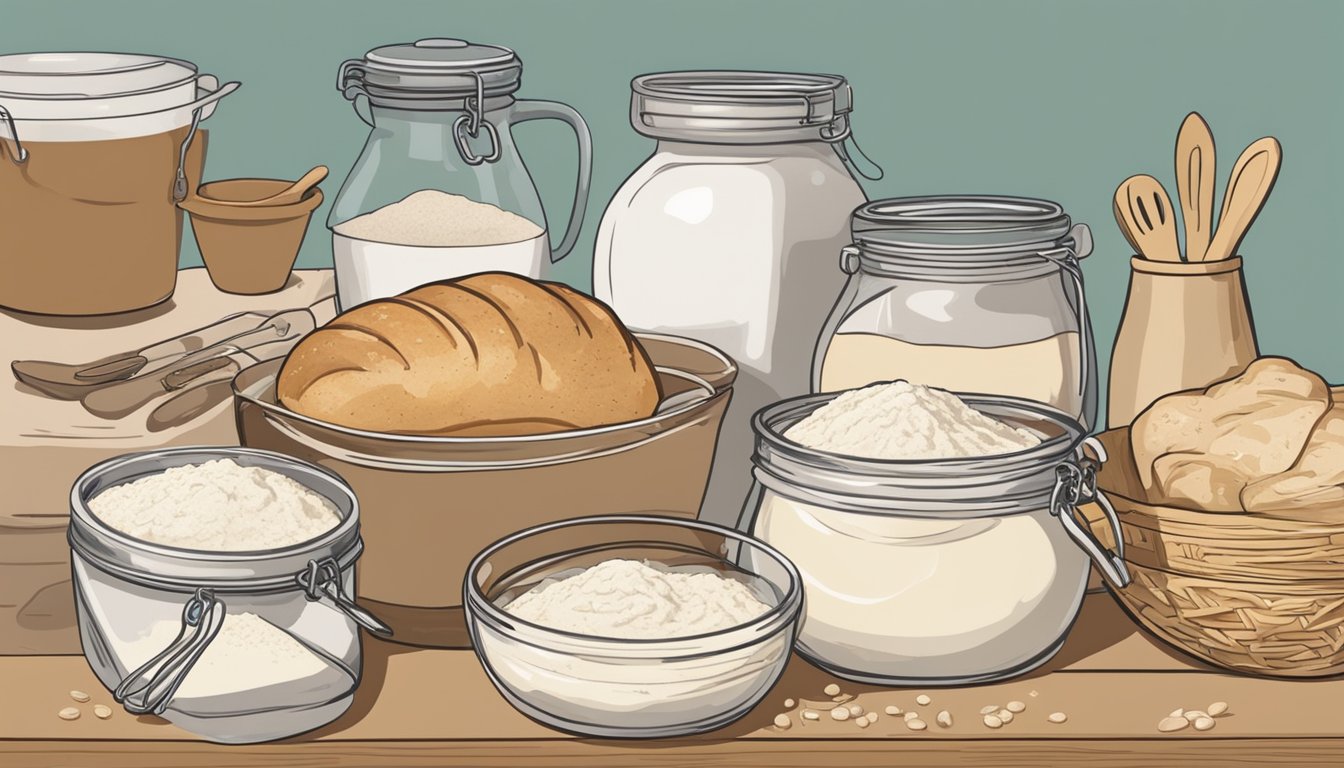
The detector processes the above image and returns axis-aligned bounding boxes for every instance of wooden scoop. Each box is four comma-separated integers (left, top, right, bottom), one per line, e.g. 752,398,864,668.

1204,137,1282,262
1175,112,1217,261
211,165,328,207
1114,174,1182,262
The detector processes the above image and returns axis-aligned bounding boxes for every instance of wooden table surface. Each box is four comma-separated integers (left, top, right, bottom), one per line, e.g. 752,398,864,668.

3,593,1342,768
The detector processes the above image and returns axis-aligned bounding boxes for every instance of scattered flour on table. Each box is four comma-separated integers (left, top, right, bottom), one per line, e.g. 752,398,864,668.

121,612,333,699
785,380,1042,460
88,458,341,551
333,189,545,247
501,558,771,639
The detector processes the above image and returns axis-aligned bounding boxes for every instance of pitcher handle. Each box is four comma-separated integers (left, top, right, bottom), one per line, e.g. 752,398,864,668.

508,99,593,264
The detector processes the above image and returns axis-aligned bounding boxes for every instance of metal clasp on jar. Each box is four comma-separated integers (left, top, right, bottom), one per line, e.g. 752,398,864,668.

111,558,390,717
296,556,393,637
114,587,225,716
1049,436,1131,588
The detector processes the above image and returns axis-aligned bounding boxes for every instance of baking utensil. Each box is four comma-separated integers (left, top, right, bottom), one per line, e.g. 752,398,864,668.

79,308,315,419
146,377,237,433
1175,112,1217,261
83,356,241,420
1205,137,1282,263
1115,175,1182,262
1112,198,1144,256
198,166,328,207
10,312,267,399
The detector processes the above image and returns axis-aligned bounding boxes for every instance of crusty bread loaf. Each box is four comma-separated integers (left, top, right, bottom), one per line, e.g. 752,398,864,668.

1131,357,1333,511
277,273,662,436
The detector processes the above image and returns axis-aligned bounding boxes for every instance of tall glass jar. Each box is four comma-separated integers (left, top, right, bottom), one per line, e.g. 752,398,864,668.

814,196,1098,428
331,39,592,308
593,71,873,526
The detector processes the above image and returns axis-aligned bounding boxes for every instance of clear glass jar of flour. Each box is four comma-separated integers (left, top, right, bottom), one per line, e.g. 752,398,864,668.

594,71,874,526
68,448,390,744
331,38,592,308
737,392,1129,685
814,196,1098,428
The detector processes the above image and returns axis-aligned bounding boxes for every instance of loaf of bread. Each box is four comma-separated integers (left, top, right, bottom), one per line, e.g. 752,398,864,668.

277,273,662,436
1131,358,1338,512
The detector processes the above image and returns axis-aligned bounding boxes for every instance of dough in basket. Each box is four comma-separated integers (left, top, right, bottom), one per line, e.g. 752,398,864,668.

1131,357,1331,511
1242,402,1344,512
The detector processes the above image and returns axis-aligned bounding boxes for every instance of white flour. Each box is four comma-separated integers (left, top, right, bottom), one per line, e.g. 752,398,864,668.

502,558,771,639
121,612,336,700
333,189,545,247
89,459,341,551
785,380,1041,460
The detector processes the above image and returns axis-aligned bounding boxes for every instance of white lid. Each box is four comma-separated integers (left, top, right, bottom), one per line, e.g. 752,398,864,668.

0,52,197,98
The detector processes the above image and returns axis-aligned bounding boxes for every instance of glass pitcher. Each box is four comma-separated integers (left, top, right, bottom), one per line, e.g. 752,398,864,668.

331,39,592,307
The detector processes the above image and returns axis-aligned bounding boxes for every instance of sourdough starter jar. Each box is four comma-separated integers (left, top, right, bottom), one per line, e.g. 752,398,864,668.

738,393,1130,685
68,448,389,744
814,196,1098,428
594,71,873,525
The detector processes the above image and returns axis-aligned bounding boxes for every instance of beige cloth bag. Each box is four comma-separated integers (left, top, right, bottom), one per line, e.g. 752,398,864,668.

1107,256,1258,427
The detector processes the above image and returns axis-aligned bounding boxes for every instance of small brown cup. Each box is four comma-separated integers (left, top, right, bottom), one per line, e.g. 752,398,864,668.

180,180,323,295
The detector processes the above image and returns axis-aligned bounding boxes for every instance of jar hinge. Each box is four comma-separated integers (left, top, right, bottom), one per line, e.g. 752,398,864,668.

1050,436,1131,589
451,70,500,166
822,113,883,182
297,557,394,637
172,106,204,202
0,104,28,164
113,587,225,716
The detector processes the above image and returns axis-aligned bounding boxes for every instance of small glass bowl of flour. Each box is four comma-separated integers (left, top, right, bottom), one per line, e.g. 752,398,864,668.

464,515,802,739
69,447,389,744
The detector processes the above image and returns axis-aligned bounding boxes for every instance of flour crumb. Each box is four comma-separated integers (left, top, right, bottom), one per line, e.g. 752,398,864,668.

333,190,544,247
501,558,771,639
785,380,1042,460
88,459,341,551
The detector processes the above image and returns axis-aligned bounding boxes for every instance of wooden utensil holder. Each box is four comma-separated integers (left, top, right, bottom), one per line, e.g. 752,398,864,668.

1107,256,1258,427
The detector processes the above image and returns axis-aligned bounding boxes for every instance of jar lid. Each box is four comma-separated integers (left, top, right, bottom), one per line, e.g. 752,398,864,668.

631,70,852,143
341,38,522,103
853,196,1075,254
0,52,197,98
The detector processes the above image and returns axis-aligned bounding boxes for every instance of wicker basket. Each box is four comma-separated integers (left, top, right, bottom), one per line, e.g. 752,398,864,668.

1092,428,1344,678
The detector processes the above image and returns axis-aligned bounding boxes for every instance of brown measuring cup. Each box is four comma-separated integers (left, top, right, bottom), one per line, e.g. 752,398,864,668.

1106,256,1258,427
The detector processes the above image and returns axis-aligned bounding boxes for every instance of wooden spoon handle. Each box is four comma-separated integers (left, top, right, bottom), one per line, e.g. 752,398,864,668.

1175,112,1217,261
1206,137,1282,262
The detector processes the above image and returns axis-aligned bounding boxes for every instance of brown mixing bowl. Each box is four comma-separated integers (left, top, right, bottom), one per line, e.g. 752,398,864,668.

233,333,736,648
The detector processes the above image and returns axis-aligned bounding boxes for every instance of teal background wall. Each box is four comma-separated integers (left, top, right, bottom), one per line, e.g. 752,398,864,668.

6,0,1342,414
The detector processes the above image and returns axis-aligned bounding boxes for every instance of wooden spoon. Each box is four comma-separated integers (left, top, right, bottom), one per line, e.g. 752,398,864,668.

1114,175,1182,261
1175,112,1217,261
212,165,328,207
1204,137,1282,262
1112,197,1144,256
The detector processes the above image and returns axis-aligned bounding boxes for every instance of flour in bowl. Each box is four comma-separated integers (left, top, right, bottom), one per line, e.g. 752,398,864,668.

333,189,544,247
88,458,341,551
502,558,771,639
785,380,1041,460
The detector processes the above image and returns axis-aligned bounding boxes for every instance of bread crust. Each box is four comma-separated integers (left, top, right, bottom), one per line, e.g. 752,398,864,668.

277,273,662,436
